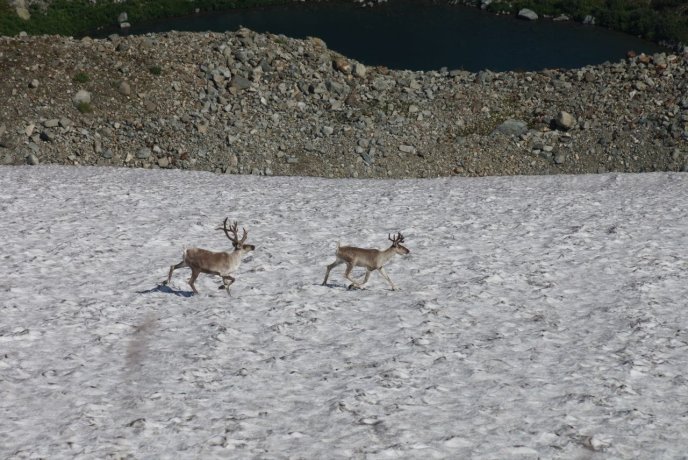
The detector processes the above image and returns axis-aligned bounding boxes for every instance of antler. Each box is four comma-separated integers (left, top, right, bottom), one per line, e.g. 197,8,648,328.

217,217,247,247
388,232,405,246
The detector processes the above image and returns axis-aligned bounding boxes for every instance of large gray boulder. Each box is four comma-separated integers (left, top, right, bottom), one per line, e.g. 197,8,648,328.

518,9,538,21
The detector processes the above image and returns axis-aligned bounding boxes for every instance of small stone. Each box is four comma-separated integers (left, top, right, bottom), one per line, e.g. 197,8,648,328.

118,81,131,96
399,144,416,154
353,63,367,78
333,56,351,74
554,152,567,164
101,149,113,159
136,147,151,160
29,79,39,88
322,126,334,136
229,75,251,91
16,7,30,20
73,90,91,106
26,153,39,165
157,157,169,168
360,152,373,164
494,119,528,136
554,111,576,130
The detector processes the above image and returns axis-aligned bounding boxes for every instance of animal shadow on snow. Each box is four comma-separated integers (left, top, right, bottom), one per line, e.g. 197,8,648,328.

320,282,364,290
136,283,194,298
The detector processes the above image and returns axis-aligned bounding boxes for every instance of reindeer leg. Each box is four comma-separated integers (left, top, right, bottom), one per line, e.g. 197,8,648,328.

378,267,397,291
344,264,363,290
322,259,343,285
188,269,200,294
167,260,187,285
221,275,235,295
356,269,372,286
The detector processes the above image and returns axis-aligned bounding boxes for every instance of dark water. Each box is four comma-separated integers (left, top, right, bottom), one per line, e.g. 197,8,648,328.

114,0,666,72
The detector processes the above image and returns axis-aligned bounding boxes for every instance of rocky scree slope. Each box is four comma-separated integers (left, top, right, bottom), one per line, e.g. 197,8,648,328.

1,29,687,178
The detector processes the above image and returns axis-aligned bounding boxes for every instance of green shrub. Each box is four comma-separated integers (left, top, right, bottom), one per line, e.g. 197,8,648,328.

73,72,90,83
76,101,93,113
149,66,162,76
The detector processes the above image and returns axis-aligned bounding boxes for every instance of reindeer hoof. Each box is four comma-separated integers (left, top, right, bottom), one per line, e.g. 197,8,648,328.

347,284,360,290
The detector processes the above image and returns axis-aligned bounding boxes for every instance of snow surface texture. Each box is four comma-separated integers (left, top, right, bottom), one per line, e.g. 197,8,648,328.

1,166,687,459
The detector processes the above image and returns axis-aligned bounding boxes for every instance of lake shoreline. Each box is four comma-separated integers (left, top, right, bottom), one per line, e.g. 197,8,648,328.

2,0,687,51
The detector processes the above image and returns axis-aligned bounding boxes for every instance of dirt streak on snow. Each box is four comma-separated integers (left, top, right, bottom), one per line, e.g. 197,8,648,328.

0,165,687,458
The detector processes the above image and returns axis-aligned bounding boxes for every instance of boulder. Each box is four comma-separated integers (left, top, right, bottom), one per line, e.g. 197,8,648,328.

73,90,91,106
229,75,251,91
353,63,367,78
518,9,538,21
118,81,131,96
493,119,528,136
554,111,576,130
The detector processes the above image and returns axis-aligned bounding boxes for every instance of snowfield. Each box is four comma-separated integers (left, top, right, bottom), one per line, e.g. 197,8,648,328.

1,165,687,459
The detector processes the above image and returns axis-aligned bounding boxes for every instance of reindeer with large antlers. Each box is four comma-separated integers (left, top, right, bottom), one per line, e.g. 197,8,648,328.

322,233,410,290
166,218,255,295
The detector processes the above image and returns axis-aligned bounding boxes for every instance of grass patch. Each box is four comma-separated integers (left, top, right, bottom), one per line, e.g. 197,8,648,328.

0,0,292,38
73,72,90,83
149,65,162,76
76,101,93,113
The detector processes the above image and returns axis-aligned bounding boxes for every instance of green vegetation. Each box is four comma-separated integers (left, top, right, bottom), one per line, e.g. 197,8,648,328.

73,71,90,83
0,0,686,46
0,0,288,37
149,65,162,76
76,101,93,113
486,0,688,44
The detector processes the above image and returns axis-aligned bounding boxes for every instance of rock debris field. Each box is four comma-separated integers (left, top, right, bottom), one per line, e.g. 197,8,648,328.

1,29,688,178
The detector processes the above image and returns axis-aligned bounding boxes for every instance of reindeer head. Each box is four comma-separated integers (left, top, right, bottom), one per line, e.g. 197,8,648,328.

388,232,410,255
218,218,256,252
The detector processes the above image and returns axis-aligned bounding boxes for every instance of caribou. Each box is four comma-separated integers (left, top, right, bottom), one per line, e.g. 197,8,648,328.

166,218,255,295
322,232,410,290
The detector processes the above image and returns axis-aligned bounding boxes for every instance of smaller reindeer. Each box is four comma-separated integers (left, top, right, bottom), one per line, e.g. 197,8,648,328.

166,218,255,295
322,233,410,290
